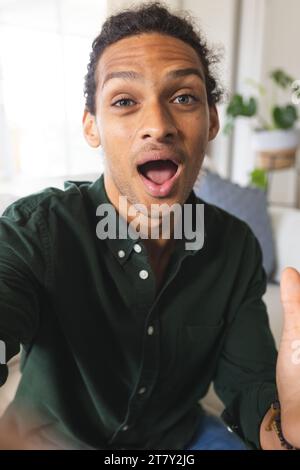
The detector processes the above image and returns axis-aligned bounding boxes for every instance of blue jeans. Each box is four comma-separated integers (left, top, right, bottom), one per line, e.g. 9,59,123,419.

184,413,248,450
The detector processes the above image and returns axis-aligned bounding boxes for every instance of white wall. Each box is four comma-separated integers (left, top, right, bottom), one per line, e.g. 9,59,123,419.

231,0,266,187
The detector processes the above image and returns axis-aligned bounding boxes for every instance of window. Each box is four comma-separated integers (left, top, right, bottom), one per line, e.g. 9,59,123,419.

0,0,107,185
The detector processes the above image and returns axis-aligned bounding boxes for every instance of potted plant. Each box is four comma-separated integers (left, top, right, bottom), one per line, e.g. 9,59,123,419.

224,69,300,180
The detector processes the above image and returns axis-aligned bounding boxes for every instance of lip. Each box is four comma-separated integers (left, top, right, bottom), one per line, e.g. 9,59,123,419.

136,151,182,167
138,160,182,198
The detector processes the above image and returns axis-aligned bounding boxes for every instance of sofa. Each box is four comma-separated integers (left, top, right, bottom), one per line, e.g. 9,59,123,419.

0,193,300,419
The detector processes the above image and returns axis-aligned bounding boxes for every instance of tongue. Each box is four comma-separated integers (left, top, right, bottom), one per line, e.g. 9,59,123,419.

140,160,177,185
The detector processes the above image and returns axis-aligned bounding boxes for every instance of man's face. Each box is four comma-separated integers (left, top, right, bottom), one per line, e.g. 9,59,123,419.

83,33,219,212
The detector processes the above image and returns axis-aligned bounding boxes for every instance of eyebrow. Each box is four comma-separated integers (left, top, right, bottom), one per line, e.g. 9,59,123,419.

102,67,205,89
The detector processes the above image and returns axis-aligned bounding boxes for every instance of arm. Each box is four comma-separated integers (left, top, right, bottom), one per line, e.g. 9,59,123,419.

0,202,46,385
213,230,278,449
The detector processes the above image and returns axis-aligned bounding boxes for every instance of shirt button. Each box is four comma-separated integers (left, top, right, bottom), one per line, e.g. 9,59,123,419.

137,387,147,395
147,326,154,335
139,270,149,280
118,250,125,258
122,425,129,431
133,243,142,253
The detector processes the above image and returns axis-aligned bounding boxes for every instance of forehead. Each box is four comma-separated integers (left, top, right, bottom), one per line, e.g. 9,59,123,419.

96,33,204,87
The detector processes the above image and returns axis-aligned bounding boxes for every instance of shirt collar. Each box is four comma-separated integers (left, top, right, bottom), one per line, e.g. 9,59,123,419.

87,175,136,265
86,174,207,264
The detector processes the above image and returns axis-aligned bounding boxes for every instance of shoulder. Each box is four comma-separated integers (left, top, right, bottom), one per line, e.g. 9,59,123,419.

194,193,263,282
1,180,92,224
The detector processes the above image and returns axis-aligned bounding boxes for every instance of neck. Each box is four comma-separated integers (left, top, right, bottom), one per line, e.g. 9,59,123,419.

103,173,178,249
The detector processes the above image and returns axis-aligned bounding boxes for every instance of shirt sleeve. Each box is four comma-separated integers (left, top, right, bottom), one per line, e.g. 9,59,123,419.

0,201,47,386
213,228,278,449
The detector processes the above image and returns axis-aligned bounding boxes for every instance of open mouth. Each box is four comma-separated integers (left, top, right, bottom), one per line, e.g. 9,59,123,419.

137,159,179,185
137,158,181,198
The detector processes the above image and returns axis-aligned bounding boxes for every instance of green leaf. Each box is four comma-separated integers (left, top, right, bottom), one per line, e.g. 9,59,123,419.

226,94,257,118
273,105,298,129
249,168,268,190
270,69,295,89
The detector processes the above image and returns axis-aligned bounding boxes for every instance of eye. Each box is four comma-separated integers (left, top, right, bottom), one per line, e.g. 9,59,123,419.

112,98,136,107
172,94,198,105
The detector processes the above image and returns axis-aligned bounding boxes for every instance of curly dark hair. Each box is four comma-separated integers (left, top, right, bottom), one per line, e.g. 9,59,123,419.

84,1,223,115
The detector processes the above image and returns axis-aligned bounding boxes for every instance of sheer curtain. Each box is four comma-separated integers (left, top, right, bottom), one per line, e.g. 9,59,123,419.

0,0,107,192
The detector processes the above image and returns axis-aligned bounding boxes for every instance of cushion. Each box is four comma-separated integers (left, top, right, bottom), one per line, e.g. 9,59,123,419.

269,205,300,283
193,170,276,279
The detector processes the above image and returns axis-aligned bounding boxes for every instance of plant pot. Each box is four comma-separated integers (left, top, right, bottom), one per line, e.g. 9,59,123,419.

251,128,300,170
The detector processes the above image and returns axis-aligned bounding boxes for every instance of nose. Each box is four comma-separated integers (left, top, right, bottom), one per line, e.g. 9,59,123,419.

138,99,178,142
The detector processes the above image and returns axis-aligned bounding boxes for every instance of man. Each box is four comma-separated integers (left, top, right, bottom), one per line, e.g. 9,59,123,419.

0,3,299,450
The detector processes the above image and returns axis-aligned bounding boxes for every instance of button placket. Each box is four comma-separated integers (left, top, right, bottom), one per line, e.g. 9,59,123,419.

118,249,125,259
147,325,154,336
133,243,142,254
139,269,149,280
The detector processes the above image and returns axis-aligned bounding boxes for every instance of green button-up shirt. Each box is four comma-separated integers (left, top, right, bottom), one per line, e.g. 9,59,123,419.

0,174,277,449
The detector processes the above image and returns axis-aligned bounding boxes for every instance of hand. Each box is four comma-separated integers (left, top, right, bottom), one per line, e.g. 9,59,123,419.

276,267,300,448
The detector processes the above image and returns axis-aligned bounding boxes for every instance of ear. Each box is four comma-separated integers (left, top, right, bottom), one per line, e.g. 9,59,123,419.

82,110,101,148
208,104,220,141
